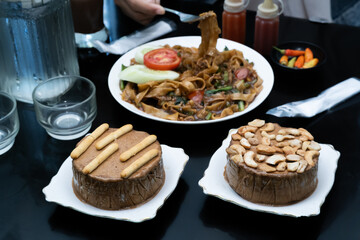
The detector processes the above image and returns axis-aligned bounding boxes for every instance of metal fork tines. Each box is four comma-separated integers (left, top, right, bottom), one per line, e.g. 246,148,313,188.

164,7,201,23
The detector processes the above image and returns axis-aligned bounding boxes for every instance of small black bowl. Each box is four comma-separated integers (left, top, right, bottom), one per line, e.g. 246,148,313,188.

270,41,326,72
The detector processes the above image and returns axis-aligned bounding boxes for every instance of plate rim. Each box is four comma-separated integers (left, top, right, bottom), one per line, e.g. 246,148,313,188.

42,144,189,222
108,36,274,125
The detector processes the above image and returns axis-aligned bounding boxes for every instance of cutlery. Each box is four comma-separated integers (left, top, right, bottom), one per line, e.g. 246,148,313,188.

164,7,201,23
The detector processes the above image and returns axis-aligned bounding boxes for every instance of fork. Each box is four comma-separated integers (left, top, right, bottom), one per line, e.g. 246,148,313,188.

164,7,201,23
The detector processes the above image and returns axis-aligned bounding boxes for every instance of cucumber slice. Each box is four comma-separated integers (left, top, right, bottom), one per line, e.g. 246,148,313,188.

119,64,180,84
134,45,161,64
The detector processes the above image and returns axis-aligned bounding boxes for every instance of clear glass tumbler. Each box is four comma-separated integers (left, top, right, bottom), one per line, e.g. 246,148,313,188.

0,92,20,155
32,76,97,140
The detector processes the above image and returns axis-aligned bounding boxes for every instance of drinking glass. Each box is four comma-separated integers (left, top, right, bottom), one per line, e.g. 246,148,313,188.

32,76,97,140
0,92,20,155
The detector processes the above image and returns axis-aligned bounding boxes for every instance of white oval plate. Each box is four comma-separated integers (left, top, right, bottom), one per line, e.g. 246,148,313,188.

108,36,274,125
198,129,340,217
42,145,189,222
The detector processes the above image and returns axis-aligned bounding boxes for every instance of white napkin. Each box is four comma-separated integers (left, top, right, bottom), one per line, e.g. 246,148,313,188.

266,78,360,117
92,19,176,55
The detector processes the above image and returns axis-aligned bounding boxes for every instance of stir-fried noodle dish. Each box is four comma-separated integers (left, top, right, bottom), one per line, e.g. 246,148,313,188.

121,11,263,121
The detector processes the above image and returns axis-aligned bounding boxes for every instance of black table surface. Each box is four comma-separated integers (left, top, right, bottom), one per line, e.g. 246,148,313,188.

1,2,360,239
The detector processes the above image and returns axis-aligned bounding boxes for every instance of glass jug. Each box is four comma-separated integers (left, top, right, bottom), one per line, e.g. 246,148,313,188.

0,0,79,103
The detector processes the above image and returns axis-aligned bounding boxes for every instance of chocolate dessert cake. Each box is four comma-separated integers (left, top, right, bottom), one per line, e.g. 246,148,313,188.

71,124,165,210
225,119,321,205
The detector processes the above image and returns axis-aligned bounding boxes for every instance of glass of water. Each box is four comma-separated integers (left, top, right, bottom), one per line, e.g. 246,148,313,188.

0,92,20,155
32,76,97,140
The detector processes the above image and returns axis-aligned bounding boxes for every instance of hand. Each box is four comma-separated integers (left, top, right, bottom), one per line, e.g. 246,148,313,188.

114,0,165,25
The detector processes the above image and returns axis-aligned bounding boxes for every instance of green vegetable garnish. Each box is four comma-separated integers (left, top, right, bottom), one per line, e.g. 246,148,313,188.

205,86,233,95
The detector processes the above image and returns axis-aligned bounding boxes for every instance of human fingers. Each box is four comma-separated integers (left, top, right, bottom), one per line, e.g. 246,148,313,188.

128,0,165,15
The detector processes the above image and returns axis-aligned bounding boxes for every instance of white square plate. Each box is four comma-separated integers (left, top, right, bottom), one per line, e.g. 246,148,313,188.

43,145,189,222
198,129,340,217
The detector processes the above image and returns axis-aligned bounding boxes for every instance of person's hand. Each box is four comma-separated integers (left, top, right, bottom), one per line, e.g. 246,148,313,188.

115,0,165,25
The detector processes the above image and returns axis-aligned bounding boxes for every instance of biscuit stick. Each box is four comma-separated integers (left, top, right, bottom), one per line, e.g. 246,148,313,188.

91,123,110,139
82,142,119,174
119,135,157,162
95,124,133,150
70,123,109,159
121,149,159,178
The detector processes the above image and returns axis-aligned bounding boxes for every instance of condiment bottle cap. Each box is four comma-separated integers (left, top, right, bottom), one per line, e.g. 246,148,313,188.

224,0,249,13
257,0,280,18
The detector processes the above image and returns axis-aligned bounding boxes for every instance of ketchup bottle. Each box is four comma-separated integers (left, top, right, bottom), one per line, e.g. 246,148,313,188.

253,0,283,56
222,0,249,44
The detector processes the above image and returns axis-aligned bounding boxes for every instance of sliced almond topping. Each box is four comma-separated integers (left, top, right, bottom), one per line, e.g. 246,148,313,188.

261,130,275,140
297,160,308,173
265,154,286,165
277,129,287,135
287,162,300,172
308,141,321,151
227,144,246,156
276,134,295,142
286,128,300,136
299,128,314,141
274,146,284,154
276,162,287,171
244,132,255,139
226,147,237,155
256,144,276,155
275,141,290,148
304,150,319,166
240,138,251,149
248,119,265,128
260,122,275,132
286,154,302,161
261,137,271,146
248,137,259,146
283,146,295,155
256,154,266,162
288,139,302,148
297,149,306,156
237,125,257,136
231,133,242,141
258,164,276,173
302,141,311,151
244,151,258,168
230,154,244,164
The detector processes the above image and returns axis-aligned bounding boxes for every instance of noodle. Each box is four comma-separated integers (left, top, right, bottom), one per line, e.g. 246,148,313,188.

121,11,263,121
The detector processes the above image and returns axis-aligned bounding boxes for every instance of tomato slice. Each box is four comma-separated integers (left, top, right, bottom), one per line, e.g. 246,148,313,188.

144,48,181,70
188,90,204,104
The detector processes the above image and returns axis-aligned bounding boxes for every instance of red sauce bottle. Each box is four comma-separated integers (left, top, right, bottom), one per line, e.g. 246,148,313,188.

222,0,249,44
253,0,283,56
